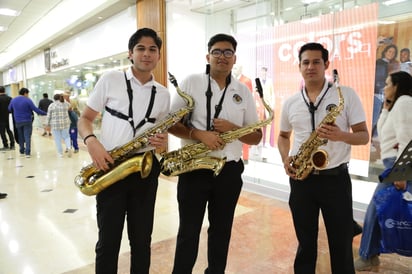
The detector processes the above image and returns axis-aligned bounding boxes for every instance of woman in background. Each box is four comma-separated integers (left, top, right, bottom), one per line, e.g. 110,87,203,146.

47,93,72,157
355,71,412,271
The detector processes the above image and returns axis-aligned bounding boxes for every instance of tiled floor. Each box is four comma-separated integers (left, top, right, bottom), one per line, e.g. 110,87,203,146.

1,129,411,274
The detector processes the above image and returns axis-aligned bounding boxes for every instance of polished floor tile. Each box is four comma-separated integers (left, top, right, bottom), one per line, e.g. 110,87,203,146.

1,129,411,274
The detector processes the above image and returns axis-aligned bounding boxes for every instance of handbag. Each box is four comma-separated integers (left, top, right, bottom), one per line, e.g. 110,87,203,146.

373,185,412,256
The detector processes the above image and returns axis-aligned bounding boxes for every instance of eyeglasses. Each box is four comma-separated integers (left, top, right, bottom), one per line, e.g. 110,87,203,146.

210,49,235,58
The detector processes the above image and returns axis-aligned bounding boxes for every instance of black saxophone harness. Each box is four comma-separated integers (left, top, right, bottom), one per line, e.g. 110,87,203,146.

105,72,157,137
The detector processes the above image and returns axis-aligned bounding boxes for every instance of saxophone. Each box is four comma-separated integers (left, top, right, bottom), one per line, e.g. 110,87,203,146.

160,78,274,177
290,69,344,180
74,72,194,195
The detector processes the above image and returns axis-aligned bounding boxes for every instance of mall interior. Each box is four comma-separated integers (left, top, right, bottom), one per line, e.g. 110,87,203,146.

1,0,412,273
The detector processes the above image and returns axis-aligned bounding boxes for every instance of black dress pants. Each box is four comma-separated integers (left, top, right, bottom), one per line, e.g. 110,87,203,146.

95,153,160,274
289,169,355,274
172,160,244,274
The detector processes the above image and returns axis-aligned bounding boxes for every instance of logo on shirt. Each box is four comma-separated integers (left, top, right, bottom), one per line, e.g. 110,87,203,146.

232,94,242,104
326,104,337,112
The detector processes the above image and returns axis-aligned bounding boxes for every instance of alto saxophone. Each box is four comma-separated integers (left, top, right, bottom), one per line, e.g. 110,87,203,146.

74,72,194,195
160,78,274,177
290,69,344,180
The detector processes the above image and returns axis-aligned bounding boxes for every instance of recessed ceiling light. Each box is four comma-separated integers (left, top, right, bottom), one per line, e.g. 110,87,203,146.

0,8,20,16
0,26,7,32
383,0,406,5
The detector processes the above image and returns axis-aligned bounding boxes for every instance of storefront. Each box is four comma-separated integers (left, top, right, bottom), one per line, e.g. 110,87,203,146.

2,0,411,215
164,0,412,216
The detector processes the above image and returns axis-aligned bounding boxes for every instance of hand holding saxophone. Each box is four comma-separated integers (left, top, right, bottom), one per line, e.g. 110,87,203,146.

86,137,114,171
148,132,168,152
284,156,297,179
317,123,342,142
193,128,225,151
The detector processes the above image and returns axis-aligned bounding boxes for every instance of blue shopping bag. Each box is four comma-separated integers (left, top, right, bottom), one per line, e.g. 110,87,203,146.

373,185,412,256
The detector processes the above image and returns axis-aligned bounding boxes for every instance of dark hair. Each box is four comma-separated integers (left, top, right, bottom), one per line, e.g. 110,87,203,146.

298,42,329,63
400,48,410,54
0,86,5,93
43,93,49,98
54,93,64,102
128,28,162,52
389,71,412,111
381,44,398,60
207,33,237,52
19,88,29,95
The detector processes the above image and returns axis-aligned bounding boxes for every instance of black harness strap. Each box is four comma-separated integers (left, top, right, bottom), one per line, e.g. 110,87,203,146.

301,82,331,132
205,72,231,131
105,72,157,136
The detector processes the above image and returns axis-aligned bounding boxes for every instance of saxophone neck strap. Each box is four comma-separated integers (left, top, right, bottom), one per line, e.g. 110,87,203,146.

301,82,332,132
205,73,231,131
104,73,157,137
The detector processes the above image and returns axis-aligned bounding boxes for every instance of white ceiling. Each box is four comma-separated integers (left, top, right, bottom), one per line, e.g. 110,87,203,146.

0,0,136,72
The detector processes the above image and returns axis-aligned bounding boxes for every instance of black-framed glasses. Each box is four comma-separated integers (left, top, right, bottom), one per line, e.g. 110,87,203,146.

210,49,235,58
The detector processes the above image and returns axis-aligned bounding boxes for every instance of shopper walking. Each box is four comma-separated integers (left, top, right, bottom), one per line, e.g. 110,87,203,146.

8,88,46,157
47,93,72,157
0,86,15,150
38,93,53,136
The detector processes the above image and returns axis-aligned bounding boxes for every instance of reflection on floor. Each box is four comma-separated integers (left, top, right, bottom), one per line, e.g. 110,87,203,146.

1,129,411,274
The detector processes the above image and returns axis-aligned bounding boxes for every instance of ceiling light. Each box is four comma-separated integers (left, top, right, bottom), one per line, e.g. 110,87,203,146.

0,26,8,32
0,8,20,16
302,0,323,4
382,0,407,5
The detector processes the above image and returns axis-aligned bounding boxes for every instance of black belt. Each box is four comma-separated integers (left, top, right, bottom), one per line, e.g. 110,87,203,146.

311,163,348,176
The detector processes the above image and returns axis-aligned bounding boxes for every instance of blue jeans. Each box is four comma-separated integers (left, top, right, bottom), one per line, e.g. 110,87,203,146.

69,127,79,150
358,157,412,259
16,121,33,155
52,128,71,155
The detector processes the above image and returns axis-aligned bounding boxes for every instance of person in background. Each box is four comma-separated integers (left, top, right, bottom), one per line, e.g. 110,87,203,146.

399,48,411,75
77,28,169,274
8,88,47,158
63,91,79,153
0,86,15,150
372,44,400,140
38,93,53,136
354,71,412,271
47,93,72,158
168,33,262,274
277,42,369,274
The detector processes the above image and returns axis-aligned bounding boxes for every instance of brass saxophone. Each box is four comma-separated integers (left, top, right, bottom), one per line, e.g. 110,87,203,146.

290,69,344,180
74,72,194,195
160,78,274,177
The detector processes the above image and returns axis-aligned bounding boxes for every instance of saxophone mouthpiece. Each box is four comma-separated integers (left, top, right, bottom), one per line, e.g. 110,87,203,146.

255,78,264,98
168,72,178,87
333,69,339,84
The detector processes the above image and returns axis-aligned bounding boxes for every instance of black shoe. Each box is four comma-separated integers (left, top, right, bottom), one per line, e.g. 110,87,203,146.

42,132,47,136
0,193,7,199
353,221,363,236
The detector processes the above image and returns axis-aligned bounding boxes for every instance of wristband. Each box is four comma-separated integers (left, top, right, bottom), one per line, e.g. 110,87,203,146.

83,134,96,145
189,128,195,140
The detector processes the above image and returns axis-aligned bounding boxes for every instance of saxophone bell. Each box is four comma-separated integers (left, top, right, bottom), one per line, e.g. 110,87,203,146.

311,149,329,169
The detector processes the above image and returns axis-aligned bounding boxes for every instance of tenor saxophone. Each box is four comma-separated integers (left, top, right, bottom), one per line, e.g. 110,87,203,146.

290,69,344,180
74,72,194,195
160,78,274,177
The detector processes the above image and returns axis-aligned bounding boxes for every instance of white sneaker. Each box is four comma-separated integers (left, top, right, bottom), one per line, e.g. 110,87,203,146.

58,154,63,158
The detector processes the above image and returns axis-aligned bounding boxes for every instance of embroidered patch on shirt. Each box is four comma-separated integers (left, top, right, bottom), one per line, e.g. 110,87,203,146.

232,94,242,104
